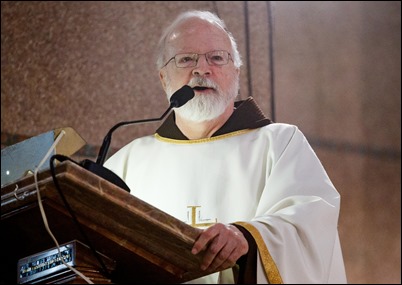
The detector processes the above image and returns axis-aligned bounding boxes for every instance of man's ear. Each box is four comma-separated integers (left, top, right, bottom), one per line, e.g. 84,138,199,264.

159,70,167,92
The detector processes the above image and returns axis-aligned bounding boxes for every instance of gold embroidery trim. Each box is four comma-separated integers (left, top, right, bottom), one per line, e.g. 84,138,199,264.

154,129,255,144
235,221,283,284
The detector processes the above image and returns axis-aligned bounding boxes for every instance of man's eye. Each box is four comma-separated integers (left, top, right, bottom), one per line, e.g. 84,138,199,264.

179,56,195,63
211,56,224,61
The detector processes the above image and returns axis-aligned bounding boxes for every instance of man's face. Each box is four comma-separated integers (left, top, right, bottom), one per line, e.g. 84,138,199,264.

160,19,240,122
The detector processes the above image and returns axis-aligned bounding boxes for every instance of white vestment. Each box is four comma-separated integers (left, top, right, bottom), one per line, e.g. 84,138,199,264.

105,123,347,284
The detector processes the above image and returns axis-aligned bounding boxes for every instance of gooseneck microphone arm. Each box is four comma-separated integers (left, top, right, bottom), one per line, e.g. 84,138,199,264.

95,105,171,166
96,85,194,166
78,85,194,193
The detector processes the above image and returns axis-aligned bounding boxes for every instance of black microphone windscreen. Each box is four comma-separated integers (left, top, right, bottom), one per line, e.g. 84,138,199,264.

169,85,195,108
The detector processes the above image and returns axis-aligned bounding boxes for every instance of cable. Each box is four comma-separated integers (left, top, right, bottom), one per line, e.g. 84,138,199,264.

49,154,111,278
267,1,276,122
34,130,94,284
244,1,253,98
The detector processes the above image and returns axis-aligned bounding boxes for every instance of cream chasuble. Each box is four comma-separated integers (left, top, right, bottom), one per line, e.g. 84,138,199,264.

104,99,347,283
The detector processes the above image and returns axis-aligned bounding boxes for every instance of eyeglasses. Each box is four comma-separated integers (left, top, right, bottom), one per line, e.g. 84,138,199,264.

163,50,233,68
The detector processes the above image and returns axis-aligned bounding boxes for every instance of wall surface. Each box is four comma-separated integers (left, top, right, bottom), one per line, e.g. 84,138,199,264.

1,1,401,283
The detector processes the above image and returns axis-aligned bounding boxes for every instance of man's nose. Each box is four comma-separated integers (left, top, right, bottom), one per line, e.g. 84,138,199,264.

192,55,211,76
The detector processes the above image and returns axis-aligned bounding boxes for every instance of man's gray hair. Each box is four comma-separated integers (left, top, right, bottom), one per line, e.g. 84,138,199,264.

156,10,243,70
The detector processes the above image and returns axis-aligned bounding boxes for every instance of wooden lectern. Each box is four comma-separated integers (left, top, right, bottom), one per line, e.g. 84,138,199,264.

1,160,217,283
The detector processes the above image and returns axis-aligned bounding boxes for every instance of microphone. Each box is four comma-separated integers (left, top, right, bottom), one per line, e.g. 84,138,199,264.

96,85,194,165
169,85,195,108
80,85,194,192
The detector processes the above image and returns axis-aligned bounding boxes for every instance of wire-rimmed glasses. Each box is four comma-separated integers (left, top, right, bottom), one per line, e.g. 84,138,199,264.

163,50,233,68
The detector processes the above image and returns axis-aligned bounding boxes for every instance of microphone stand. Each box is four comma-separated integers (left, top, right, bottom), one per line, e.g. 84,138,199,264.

80,85,194,193
95,107,172,166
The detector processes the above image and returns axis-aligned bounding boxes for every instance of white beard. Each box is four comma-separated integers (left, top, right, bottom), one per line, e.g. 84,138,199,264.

166,77,239,122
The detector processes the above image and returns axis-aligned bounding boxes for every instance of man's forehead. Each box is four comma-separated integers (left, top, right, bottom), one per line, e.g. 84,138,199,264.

166,20,230,54
167,18,226,42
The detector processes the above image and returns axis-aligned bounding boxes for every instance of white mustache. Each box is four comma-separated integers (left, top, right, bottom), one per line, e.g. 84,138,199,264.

187,77,218,90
